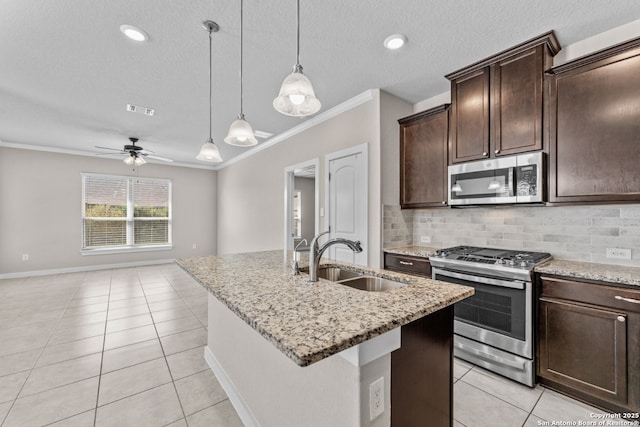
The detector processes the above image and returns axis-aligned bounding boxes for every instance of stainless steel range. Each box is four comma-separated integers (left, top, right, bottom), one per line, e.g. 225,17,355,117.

430,246,552,386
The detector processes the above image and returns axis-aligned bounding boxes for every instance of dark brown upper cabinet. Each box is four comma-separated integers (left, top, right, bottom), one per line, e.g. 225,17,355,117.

446,32,560,164
548,37,640,204
399,105,449,208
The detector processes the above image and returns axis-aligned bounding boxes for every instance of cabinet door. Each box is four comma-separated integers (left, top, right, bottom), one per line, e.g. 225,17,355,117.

449,69,490,163
491,46,544,156
399,106,449,208
549,39,640,203
538,298,628,406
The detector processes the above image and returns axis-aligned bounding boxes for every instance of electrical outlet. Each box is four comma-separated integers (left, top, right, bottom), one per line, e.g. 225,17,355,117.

22,254,29,261
420,236,431,244
192,243,197,249
606,248,631,260
369,377,384,420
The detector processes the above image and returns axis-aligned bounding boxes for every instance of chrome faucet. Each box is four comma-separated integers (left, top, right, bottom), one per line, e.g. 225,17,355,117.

292,239,308,276
308,231,363,282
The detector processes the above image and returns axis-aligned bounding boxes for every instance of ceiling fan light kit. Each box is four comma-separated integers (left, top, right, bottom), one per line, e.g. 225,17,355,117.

273,0,321,117
94,137,173,165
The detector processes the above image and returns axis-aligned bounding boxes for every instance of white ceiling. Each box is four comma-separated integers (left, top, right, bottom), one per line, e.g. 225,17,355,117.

1,1,639,169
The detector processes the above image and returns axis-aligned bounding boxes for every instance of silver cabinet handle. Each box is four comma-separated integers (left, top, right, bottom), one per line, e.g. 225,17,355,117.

482,151,487,156
615,295,640,304
617,316,626,322
399,261,414,266
495,149,500,154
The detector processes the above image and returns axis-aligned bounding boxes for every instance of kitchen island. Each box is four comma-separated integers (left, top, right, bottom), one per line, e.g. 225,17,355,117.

177,250,473,427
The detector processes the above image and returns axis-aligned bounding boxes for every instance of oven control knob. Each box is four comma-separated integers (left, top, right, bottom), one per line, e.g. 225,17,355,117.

507,260,516,266
496,258,503,264
520,261,528,267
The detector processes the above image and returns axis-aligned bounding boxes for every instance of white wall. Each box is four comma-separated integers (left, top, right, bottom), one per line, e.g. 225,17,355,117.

207,294,391,427
0,147,217,275
379,91,413,206
216,92,382,266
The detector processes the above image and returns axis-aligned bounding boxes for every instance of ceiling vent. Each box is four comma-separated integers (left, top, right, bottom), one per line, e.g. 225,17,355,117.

126,103,155,116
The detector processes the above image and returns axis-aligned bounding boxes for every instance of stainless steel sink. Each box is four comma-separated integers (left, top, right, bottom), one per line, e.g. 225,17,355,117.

337,276,407,292
317,267,363,282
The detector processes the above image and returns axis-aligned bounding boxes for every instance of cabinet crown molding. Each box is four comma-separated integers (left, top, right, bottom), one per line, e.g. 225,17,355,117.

549,36,640,75
398,104,450,125
445,31,560,80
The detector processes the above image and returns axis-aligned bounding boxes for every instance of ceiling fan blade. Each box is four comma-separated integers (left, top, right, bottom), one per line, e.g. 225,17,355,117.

144,154,174,163
140,149,155,155
94,146,124,152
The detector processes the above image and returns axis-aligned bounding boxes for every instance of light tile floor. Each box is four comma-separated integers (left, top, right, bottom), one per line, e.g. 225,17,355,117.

0,263,609,427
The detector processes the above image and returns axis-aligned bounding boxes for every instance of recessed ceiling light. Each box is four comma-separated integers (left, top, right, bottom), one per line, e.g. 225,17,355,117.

384,34,407,50
120,25,148,42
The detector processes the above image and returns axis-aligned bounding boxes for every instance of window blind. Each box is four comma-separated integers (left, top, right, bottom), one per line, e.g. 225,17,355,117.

82,174,171,250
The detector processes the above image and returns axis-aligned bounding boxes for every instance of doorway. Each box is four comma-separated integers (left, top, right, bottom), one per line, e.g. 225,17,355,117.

284,158,319,253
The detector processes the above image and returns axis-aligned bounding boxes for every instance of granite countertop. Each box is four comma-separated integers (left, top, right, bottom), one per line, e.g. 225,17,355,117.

383,245,439,258
534,259,640,288
176,250,473,367
384,246,640,288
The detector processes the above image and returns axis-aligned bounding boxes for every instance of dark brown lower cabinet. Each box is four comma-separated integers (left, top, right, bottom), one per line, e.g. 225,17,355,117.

537,276,640,413
392,305,453,427
385,251,452,425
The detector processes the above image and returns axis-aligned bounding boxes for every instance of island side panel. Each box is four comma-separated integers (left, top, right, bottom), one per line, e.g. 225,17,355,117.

205,294,392,427
391,305,454,427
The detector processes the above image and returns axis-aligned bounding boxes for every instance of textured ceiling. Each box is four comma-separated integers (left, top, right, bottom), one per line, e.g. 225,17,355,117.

1,0,639,168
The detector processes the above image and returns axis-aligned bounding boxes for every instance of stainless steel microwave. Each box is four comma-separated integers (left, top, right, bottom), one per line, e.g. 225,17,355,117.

448,152,544,206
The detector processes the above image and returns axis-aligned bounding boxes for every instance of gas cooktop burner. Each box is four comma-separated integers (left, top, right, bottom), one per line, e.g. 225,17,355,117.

432,245,552,271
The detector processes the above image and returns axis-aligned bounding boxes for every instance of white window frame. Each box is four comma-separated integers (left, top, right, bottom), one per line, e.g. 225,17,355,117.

81,173,173,255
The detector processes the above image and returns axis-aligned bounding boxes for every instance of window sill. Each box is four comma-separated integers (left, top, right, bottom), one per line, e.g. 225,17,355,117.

81,245,173,256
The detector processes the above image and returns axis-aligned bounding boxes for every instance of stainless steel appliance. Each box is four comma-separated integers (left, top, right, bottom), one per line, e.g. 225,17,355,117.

430,246,551,386
448,152,544,206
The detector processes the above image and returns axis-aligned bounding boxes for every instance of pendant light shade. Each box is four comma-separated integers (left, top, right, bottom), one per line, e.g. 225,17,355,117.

273,0,320,117
225,0,258,146
224,115,258,146
197,137,223,162
197,20,223,162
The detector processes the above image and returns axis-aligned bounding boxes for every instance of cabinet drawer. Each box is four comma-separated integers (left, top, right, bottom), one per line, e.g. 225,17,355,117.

384,253,431,278
540,276,640,314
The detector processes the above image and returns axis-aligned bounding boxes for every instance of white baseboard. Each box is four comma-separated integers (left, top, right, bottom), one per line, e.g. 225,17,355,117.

203,346,260,427
0,259,175,279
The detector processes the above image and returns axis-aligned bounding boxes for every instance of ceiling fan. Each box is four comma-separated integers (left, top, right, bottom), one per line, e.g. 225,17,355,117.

95,137,173,166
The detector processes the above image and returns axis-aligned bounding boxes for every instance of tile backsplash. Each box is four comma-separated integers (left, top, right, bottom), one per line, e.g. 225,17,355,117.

383,204,640,267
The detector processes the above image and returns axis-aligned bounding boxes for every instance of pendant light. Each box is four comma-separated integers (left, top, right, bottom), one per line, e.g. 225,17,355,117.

225,0,257,146
197,20,223,162
273,0,321,117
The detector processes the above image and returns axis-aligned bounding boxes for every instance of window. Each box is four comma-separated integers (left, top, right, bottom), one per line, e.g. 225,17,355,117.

82,174,171,252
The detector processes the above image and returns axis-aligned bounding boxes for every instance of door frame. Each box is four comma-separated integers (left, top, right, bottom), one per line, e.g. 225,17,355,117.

324,143,368,264
283,158,320,256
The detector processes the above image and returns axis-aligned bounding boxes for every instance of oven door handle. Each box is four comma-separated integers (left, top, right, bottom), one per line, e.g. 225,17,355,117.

433,268,526,290
454,341,525,370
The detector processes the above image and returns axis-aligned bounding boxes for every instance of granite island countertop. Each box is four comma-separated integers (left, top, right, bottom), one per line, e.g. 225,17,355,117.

176,250,473,367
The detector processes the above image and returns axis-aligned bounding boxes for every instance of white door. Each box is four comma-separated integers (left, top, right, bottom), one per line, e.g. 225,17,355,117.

327,145,367,265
